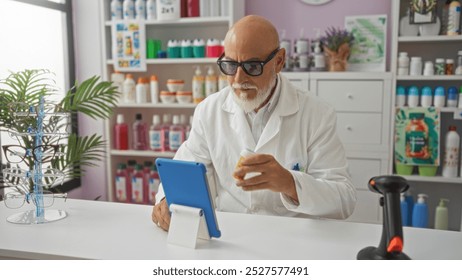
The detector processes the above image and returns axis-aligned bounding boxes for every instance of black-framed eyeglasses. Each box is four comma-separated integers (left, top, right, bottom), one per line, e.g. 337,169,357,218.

2,145,61,164
216,48,280,77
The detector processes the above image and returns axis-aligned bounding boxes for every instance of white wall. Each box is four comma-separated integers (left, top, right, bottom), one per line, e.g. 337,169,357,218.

70,0,107,200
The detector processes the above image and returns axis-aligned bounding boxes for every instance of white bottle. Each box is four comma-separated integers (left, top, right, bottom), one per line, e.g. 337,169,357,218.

111,0,123,20
209,0,219,17
205,66,218,97
220,0,229,16
456,50,462,75
123,74,136,103
111,71,125,103
447,0,461,35
192,66,205,103
135,77,147,103
407,86,419,108
123,0,135,20
442,126,460,178
423,61,434,76
434,86,446,108
199,0,210,17
458,87,462,108
135,0,146,20
150,75,159,104
149,114,162,151
313,43,326,71
146,0,157,20
409,57,422,76
420,86,433,108
398,52,410,76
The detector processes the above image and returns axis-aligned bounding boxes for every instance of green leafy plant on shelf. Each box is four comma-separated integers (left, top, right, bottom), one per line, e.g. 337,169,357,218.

320,27,355,71
0,69,119,193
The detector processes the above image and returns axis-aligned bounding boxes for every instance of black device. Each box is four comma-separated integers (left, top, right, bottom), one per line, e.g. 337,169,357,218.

357,175,411,260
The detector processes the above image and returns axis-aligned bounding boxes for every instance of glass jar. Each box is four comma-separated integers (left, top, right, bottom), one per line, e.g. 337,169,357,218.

410,57,422,76
445,59,454,75
435,58,446,75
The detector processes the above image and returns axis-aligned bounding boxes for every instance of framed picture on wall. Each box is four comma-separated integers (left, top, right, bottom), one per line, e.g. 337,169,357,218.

409,0,437,24
111,21,147,72
344,14,387,72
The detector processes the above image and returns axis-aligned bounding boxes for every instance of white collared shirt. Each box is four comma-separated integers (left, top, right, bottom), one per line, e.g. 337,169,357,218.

245,75,281,143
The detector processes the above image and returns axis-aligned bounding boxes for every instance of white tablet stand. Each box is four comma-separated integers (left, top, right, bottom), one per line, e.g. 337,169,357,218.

168,204,210,249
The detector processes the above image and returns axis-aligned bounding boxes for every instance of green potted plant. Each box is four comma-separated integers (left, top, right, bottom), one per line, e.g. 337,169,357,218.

320,27,355,71
0,69,118,194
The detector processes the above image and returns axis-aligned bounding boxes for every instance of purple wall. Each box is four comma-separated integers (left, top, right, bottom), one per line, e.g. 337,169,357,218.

245,0,392,69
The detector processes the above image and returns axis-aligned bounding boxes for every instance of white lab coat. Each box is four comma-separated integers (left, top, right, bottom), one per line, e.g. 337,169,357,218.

156,74,356,219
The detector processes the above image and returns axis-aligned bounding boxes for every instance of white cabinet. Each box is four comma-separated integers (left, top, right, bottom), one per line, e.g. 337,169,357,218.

99,0,244,203
283,71,393,224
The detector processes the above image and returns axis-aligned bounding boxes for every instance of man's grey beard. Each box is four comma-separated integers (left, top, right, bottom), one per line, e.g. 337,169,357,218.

231,75,277,113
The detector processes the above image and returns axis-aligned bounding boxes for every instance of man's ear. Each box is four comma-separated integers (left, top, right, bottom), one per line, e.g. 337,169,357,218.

275,48,286,73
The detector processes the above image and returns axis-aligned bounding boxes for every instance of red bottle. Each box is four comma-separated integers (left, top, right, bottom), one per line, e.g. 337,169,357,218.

131,164,147,204
114,114,129,150
133,113,148,150
187,0,199,17
115,163,131,202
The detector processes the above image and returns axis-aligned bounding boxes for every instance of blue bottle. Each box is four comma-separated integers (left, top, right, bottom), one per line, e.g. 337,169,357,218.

412,193,429,228
400,193,409,226
404,190,414,226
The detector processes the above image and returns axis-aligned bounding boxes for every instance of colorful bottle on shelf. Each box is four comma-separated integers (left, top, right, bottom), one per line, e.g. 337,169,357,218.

131,164,146,204
400,193,409,226
123,0,135,20
192,66,205,103
442,126,460,178
161,114,172,152
149,114,163,152
412,193,429,228
447,86,458,107
115,163,131,202
205,66,218,97
169,115,185,152
447,0,461,35
133,113,148,150
434,198,449,230
114,114,129,150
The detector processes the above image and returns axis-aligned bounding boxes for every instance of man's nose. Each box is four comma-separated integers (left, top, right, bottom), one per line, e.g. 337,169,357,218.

234,65,248,83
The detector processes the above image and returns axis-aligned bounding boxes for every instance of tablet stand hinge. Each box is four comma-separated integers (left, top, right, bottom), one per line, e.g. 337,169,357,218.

167,204,210,249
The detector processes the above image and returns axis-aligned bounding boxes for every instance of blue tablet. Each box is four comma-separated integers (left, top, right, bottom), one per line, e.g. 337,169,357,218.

155,158,221,238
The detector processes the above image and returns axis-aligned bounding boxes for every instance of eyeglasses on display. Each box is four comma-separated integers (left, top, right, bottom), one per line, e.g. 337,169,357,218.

2,190,67,209
2,167,65,188
2,145,62,164
216,48,280,76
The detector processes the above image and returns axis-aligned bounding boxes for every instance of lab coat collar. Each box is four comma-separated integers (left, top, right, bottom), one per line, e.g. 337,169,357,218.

222,74,300,151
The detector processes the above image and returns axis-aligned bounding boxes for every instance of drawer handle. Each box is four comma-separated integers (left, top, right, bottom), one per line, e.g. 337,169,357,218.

346,93,353,99
346,125,353,131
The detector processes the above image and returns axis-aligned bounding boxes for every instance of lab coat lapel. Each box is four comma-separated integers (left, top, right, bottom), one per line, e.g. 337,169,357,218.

256,75,299,151
222,91,256,150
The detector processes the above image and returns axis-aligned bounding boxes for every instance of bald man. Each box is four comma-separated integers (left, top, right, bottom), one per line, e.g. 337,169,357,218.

152,15,356,231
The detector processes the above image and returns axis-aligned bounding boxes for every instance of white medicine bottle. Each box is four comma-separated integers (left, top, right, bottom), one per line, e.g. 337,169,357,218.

442,126,460,178
398,52,410,75
123,74,136,103
410,57,422,76
434,86,446,108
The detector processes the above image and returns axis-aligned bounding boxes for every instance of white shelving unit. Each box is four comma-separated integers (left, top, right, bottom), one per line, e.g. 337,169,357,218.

391,0,462,231
99,0,244,203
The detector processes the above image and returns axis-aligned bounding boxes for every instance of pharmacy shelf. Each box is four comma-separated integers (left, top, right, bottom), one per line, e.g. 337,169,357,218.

400,175,462,184
110,150,176,158
104,16,230,27
396,75,462,81
398,35,462,42
107,58,217,65
116,103,196,109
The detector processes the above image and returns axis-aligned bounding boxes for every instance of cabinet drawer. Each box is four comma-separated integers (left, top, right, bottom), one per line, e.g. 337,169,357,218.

347,158,382,190
317,80,383,112
336,113,382,145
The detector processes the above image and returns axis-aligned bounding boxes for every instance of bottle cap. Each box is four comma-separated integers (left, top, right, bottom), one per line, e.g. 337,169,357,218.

137,77,144,84
396,86,406,96
399,52,408,57
150,75,158,81
135,113,142,120
172,115,180,124
435,58,445,63
408,86,419,96
126,74,134,79
446,59,454,64
448,125,457,131
152,114,160,125
458,50,462,56
116,114,125,124
438,198,449,207
127,159,137,166
117,163,127,169
459,86,462,93
434,86,445,96
417,193,428,204
421,86,432,96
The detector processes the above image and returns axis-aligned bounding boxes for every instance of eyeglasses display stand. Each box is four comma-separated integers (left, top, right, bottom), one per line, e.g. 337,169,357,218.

4,97,70,224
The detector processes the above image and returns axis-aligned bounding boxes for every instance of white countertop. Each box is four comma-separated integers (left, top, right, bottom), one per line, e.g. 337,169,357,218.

0,199,461,260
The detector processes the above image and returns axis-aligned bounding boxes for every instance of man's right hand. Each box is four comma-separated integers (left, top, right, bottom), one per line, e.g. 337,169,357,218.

152,198,171,231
